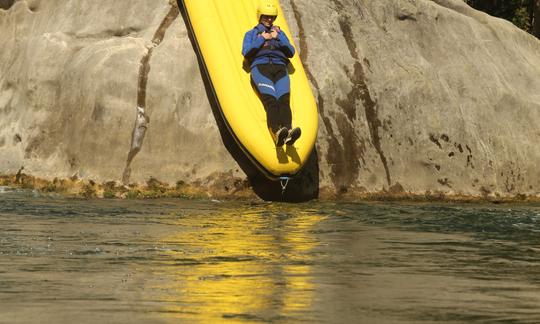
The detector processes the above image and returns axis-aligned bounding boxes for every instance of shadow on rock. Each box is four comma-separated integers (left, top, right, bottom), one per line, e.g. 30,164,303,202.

178,1,319,202
0,0,15,10
250,149,319,202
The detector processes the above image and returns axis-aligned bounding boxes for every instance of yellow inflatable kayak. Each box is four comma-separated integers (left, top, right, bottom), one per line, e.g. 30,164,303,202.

180,0,318,179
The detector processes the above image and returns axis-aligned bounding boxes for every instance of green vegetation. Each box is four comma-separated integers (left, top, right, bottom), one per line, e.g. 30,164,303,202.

465,0,540,37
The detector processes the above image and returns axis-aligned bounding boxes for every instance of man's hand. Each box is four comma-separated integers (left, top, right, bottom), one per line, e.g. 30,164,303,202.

271,26,280,39
261,31,273,40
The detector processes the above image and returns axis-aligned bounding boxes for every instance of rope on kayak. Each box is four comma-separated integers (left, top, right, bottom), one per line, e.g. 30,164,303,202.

279,177,290,195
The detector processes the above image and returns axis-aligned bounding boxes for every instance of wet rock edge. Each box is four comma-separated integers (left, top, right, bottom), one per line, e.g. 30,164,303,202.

0,172,536,203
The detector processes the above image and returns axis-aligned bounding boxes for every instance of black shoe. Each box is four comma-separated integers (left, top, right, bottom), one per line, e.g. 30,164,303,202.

285,127,301,146
275,127,288,146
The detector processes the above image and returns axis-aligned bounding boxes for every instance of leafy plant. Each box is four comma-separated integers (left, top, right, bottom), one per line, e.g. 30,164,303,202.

465,0,538,37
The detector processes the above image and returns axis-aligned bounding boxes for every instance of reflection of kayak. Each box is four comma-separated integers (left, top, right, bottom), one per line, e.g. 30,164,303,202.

180,0,318,180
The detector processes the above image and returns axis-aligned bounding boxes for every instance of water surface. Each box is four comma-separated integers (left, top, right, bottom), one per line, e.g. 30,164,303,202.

1,188,540,323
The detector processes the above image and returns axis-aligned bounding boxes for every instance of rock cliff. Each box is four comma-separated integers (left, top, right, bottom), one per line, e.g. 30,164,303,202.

1,0,539,200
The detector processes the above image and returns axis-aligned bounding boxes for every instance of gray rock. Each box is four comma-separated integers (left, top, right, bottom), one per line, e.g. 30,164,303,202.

0,0,539,199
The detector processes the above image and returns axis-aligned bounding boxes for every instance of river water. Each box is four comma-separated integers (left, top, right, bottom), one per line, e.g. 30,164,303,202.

1,187,540,323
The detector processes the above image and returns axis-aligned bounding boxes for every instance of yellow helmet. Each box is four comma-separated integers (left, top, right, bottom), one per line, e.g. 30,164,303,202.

257,0,278,21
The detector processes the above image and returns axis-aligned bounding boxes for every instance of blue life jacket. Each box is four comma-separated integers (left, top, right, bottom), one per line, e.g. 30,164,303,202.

242,24,295,69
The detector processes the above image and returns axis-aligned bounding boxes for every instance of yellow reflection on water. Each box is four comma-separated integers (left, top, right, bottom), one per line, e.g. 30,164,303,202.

152,205,324,322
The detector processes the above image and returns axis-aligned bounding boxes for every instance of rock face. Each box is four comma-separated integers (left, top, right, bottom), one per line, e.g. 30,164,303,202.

1,0,539,199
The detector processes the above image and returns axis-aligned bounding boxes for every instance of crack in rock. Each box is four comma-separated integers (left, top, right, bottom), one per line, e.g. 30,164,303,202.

291,0,374,192
291,0,354,188
122,3,180,184
336,9,392,187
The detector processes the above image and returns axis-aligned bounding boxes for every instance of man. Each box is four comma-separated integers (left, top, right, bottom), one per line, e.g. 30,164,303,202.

242,0,301,147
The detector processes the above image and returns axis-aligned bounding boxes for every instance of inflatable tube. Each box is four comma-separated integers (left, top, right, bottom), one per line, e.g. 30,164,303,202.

181,0,318,179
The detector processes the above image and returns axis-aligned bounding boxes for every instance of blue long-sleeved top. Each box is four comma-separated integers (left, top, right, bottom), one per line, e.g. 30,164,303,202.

242,24,295,69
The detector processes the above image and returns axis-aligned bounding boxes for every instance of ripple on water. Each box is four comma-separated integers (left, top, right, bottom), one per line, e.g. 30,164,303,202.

2,195,540,323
